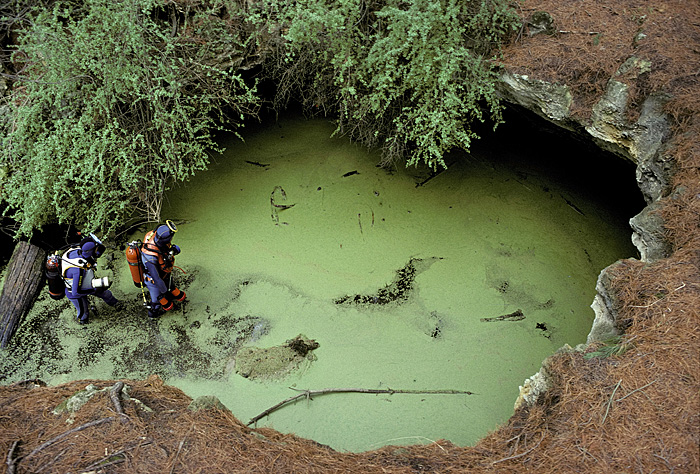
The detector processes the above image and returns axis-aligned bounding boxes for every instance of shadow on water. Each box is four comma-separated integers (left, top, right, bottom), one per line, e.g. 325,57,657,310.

472,104,646,221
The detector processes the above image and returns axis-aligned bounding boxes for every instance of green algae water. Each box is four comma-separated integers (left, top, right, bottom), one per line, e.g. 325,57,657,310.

0,114,640,452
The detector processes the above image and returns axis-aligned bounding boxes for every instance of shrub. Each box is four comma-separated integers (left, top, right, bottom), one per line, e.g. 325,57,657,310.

255,0,520,168
0,0,259,237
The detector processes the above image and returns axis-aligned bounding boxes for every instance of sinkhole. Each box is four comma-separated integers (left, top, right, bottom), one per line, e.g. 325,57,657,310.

0,106,645,452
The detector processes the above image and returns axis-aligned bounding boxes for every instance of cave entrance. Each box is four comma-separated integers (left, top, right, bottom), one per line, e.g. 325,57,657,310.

473,102,647,225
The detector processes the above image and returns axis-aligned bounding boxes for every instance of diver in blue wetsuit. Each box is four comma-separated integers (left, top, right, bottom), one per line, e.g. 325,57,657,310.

62,237,119,325
140,221,186,319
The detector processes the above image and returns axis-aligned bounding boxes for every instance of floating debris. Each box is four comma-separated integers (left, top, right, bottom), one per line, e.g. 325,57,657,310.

480,309,525,322
428,311,445,339
560,194,585,215
270,186,295,225
245,160,270,168
335,257,442,305
536,322,552,339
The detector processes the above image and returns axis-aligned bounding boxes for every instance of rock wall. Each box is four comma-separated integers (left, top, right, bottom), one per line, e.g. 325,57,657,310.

496,68,674,267
498,67,676,410
496,69,673,202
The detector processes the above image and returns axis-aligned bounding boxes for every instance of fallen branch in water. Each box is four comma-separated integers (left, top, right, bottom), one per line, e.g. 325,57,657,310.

481,309,525,322
560,194,585,215
270,185,295,225
248,387,474,426
246,160,270,168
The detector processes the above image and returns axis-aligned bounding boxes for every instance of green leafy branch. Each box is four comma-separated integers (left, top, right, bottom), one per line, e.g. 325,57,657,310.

1,0,260,237
253,0,520,169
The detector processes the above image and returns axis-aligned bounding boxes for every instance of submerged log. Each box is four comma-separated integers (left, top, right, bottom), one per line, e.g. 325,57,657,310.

0,241,46,348
480,309,525,322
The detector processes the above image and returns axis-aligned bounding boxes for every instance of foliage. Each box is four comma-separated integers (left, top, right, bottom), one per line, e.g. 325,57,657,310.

0,0,518,236
0,0,259,237
254,0,520,168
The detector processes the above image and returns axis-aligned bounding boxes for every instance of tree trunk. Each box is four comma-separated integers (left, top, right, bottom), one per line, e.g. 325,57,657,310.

0,241,46,348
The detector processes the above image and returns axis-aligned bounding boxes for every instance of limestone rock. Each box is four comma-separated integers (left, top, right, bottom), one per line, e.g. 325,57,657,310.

615,56,652,78
587,264,624,344
584,62,672,202
514,368,550,411
633,93,674,202
53,384,102,417
630,200,672,262
586,79,633,157
497,71,573,123
527,11,555,36
53,382,150,423
590,87,672,201
515,345,583,411
188,395,229,412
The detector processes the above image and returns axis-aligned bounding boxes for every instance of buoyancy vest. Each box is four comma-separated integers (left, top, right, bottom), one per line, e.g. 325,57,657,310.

61,247,95,292
141,230,174,274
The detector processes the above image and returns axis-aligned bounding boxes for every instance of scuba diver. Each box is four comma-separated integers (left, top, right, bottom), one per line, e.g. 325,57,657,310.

139,221,186,319
62,235,120,325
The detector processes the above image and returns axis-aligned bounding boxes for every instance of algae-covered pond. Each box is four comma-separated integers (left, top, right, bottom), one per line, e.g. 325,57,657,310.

0,114,641,452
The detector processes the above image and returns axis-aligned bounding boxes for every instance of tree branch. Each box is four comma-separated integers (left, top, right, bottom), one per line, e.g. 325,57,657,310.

23,417,114,461
248,387,474,426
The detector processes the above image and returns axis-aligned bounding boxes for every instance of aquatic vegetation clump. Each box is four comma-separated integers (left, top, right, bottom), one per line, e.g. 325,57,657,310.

335,257,441,305
234,334,319,381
